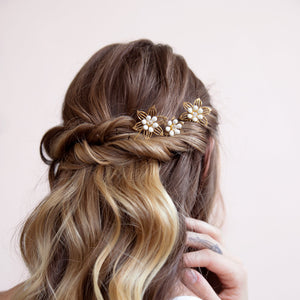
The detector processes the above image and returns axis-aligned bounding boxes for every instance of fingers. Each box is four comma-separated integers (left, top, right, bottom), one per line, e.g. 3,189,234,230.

182,218,248,300
181,268,220,300
186,231,224,255
185,217,222,244
183,249,246,288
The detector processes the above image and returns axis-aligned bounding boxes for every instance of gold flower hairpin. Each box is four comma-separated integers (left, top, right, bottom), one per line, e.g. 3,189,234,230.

132,98,211,139
132,105,166,139
165,117,183,136
179,98,212,126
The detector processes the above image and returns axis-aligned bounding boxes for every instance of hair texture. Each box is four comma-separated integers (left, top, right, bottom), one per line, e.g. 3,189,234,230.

13,39,222,300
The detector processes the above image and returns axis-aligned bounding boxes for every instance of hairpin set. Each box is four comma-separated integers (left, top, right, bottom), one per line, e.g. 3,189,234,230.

132,98,211,139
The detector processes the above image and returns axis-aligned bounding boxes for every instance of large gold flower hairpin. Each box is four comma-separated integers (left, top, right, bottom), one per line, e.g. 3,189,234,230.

132,105,166,139
179,98,212,126
132,98,211,139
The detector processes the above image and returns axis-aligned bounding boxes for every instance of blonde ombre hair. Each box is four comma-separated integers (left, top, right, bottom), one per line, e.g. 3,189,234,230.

13,39,221,300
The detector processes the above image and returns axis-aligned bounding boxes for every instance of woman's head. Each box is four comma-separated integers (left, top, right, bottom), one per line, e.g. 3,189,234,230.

15,39,221,300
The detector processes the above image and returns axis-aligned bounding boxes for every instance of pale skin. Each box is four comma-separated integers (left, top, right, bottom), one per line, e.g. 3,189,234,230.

172,217,248,300
0,284,21,300
0,217,248,300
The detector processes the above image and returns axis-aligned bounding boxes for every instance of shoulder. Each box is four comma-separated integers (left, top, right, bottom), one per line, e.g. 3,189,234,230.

0,284,22,300
172,297,202,300
0,290,12,300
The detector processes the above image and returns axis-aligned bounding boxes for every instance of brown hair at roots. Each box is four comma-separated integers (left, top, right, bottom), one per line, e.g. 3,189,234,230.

13,39,222,300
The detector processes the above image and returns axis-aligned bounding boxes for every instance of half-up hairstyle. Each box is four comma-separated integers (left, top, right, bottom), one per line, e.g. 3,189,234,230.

13,39,221,300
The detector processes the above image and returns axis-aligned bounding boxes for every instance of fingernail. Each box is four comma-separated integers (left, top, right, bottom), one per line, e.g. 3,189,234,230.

212,244,223,255
184,269,198,284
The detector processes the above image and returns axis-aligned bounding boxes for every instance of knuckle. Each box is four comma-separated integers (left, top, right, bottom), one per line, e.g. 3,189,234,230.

207,223,222,240
234,262,248,283
183,253,193,267
201,248,213,264
213,227,223,241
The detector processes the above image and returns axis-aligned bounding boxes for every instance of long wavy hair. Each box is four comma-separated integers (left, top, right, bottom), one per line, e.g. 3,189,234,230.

13,39,221,300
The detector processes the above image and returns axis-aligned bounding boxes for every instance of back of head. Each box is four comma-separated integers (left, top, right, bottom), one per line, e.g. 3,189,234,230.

15,39,221,300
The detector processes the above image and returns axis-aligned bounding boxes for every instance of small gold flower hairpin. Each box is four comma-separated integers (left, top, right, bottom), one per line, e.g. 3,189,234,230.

165,117,184,136
132,105,166,139
132,98,212,139
179,98,212,126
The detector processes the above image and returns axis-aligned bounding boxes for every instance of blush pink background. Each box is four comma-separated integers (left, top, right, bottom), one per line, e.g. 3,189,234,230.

1,1,299,299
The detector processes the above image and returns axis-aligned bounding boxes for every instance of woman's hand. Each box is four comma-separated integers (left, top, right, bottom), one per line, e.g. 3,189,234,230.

175,217,248,300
